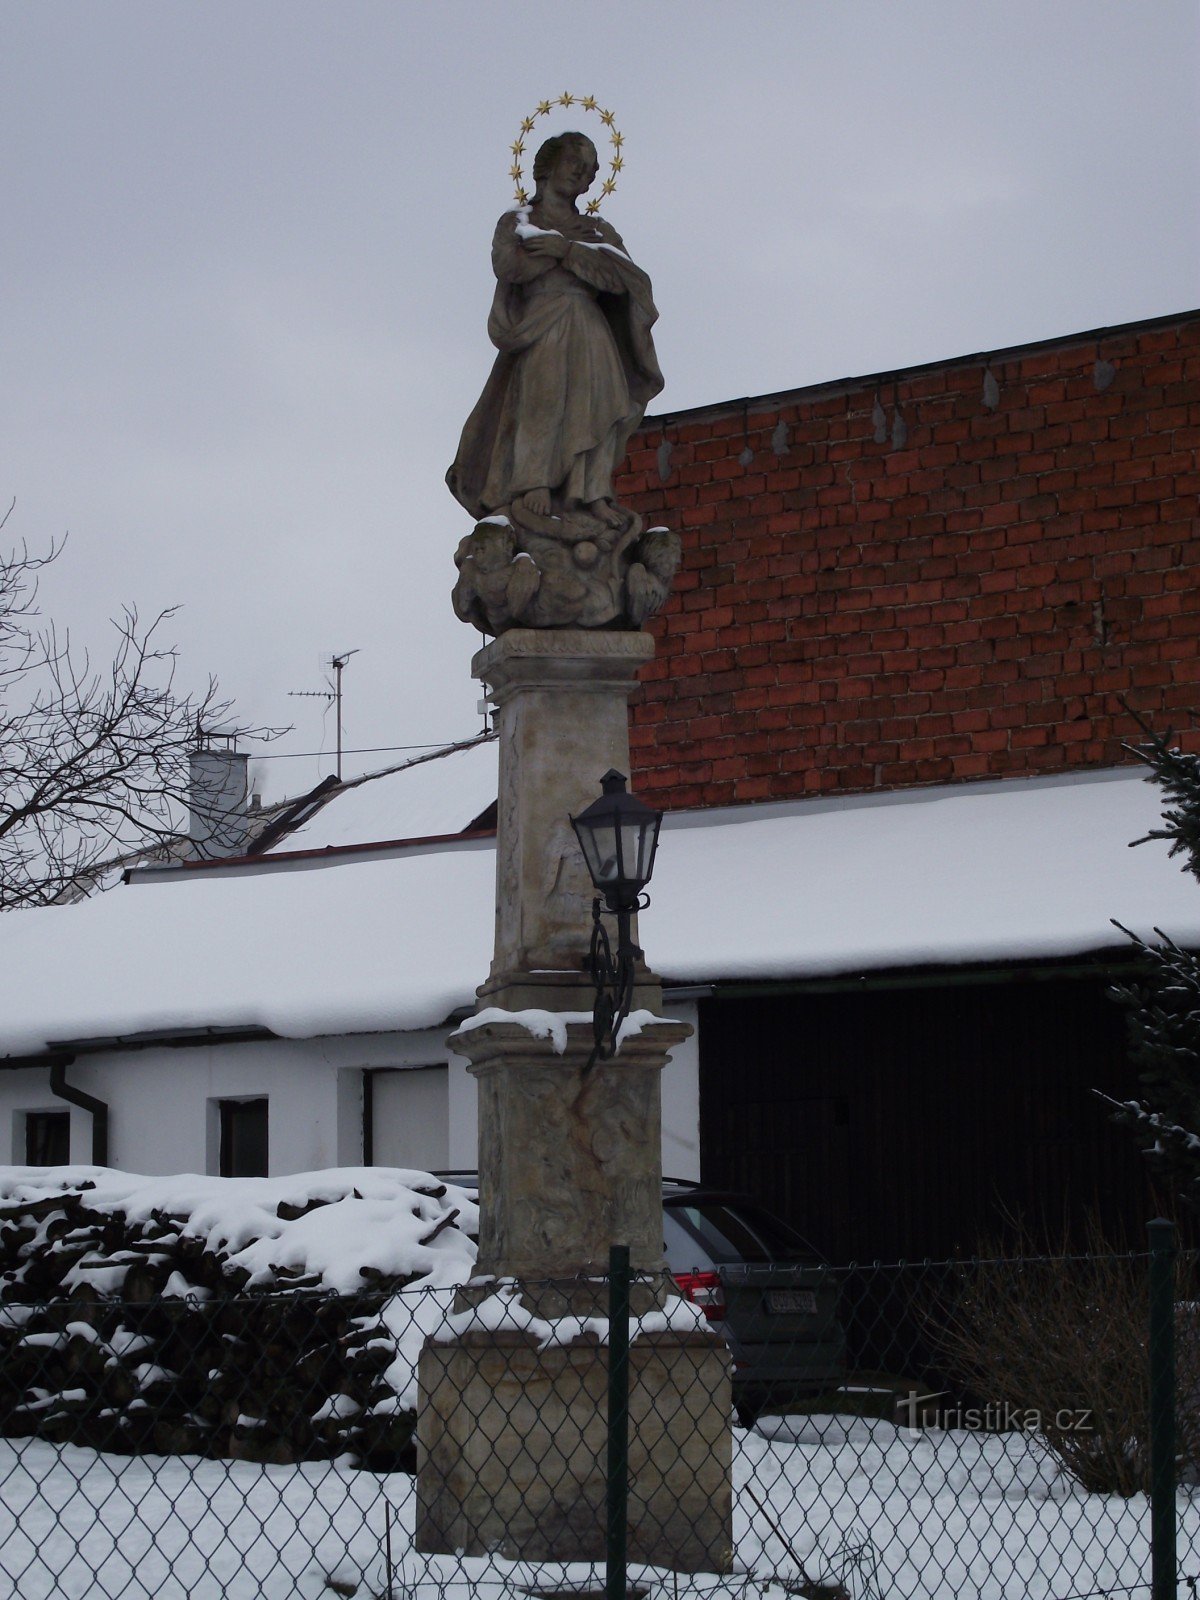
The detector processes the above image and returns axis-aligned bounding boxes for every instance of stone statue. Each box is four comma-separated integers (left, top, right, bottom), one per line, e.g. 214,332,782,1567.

449,131,681,634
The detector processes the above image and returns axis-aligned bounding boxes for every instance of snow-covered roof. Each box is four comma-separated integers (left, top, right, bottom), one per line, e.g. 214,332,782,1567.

1,767,1197,1060
260,738,497,854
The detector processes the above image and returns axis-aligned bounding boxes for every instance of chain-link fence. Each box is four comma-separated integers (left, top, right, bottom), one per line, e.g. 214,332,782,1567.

1,1230,1197,1599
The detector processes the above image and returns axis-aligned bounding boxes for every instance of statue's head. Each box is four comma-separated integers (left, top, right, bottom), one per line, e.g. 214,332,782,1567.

532,132,599,198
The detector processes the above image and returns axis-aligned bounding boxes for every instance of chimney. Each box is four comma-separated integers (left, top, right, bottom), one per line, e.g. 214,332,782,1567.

189,732,250,860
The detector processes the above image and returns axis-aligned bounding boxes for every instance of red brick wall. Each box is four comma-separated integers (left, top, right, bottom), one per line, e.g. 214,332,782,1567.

618,311,1200,809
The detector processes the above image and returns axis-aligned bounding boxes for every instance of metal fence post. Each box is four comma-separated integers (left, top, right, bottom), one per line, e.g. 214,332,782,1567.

607,1243,631,1600
1148,1217,1176,1600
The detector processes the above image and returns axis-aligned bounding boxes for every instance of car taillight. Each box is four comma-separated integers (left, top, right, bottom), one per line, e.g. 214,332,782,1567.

673,1269,726,1321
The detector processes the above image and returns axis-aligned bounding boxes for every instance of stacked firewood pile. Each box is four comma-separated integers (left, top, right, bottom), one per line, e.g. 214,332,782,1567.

0,1180,465,1471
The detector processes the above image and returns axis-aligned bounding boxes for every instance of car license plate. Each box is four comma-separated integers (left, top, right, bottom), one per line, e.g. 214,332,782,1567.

767,1289,817,1315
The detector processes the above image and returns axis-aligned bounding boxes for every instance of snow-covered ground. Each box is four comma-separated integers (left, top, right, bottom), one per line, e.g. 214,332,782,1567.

1,1165,1196,1597
1,1414,1197,1599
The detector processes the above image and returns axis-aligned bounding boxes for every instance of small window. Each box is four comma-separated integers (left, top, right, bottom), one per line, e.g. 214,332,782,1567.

25,1111,70,1166
219,1098,268,1177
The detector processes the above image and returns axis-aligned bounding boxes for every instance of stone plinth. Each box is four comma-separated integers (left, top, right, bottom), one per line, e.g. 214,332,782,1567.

473,628,657,1014
449,1015,690,1307
416,1329,733,1573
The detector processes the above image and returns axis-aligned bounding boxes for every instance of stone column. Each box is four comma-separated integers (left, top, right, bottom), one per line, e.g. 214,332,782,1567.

474,627,658,1014
417,627,732,1574
463,627,672,1310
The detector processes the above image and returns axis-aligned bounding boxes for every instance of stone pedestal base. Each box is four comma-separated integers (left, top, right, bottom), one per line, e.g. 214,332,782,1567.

448,1015,691,1286
416,1329,733,1573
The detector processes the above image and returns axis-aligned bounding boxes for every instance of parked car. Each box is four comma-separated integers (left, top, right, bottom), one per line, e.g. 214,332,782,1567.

662,1179,845,1423
435,1172,845,1425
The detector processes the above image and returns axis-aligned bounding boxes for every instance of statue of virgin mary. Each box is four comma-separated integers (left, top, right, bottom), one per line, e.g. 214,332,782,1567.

446,131,663,530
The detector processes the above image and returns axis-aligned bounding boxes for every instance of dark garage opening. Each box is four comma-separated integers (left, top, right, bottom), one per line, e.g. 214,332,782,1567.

698,971,1161,1262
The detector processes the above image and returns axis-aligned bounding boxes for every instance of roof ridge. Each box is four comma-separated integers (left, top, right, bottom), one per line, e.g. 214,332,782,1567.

642,306,1200,429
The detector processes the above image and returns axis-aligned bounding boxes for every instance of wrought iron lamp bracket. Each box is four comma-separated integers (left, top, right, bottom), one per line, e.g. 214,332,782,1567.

585,892,649,1070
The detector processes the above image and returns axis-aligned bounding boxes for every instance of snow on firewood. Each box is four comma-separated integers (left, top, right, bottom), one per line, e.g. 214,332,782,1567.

0,1165,479,1471
0,1165,478,1291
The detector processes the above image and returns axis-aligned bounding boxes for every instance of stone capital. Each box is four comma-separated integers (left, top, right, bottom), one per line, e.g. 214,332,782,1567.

473,626,655,699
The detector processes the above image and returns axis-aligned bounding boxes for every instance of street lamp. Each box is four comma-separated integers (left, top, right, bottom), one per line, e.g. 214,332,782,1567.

570,770,664,1067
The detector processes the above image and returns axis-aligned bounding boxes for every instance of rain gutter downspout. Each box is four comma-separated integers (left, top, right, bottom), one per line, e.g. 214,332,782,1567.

49,1059,109,1166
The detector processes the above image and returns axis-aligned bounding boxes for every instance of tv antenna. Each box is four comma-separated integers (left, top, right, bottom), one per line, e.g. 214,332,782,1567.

288,649,360,781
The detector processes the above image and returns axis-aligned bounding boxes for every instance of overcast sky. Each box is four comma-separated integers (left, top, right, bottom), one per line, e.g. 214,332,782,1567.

6,1,1197,800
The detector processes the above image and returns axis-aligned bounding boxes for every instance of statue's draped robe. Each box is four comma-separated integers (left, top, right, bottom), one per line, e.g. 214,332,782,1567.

447,210,664,519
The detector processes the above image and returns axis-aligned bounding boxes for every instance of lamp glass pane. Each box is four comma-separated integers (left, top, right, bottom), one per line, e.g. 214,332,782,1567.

641,816,661,879
620,822,647,883
577,826,600,883
589,822,621,883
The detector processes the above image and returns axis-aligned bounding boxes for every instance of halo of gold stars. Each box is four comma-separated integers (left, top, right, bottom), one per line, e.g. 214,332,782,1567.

510,94,624,215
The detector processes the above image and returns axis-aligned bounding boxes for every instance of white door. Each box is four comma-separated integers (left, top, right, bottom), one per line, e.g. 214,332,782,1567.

370,1066,449,1171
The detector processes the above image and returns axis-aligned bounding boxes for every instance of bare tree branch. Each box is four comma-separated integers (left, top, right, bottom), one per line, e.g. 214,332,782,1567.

0,520,281,908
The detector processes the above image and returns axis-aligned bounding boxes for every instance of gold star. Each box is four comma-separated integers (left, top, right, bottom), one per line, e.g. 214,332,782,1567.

610,155,624,172
509,163,522,180
520,117,535,133
510,139,525,155
599,109,615,126
582,95,597,111
611,131,623,147
537,100,552,115
559,91,575,106
601,177,616,194
585,198,601,214
516,188,529,204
